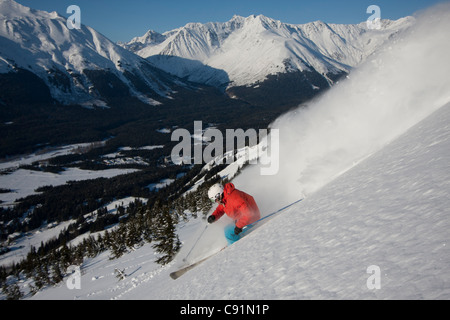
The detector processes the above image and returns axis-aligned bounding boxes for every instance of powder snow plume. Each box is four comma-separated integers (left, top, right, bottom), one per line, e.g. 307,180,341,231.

234,3,450,215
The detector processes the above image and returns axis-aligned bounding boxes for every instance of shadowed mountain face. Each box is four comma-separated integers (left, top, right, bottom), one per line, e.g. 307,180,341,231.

146,55,230,89
0,1,414,159
0,0,189,108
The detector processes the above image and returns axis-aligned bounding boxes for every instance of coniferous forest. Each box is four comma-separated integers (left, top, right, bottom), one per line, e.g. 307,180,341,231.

0,156,224,299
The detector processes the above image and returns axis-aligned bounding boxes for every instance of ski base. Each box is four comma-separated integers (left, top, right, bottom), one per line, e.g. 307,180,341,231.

170,257,209,280
170,247,225,280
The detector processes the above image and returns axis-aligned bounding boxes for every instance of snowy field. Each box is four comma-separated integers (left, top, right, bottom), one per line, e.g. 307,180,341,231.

0,167,138,206
0,141,141,206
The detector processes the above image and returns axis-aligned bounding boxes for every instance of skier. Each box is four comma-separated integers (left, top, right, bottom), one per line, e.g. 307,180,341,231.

207,183,261,245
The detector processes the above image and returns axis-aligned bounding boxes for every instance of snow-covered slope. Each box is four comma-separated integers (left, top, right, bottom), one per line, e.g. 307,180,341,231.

155,101,450,300
0,0,179,106
29,100,450,300
124,15,414,87
28,3,450,300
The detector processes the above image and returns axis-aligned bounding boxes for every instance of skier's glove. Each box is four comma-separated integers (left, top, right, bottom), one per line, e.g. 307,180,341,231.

234,226,243,235
207,215,216,224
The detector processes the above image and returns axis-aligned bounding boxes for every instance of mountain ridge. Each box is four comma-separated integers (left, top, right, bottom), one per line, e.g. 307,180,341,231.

122,14,414,88
0,0,189,107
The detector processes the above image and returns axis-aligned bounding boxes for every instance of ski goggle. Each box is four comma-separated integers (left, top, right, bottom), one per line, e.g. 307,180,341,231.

210,193,221,203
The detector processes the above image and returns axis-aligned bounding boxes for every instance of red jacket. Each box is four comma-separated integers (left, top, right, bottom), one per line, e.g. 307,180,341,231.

212,183,261,229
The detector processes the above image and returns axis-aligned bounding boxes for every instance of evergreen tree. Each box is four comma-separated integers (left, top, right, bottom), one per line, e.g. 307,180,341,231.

125,216,143,249
32,257,51,290
141,207,154,243
102,229,113,249
152,207,181,265
60,243,73,270
109,226,127,259
84,235,98,258
50,260,64,284
0,266,6,283
2,281,23,300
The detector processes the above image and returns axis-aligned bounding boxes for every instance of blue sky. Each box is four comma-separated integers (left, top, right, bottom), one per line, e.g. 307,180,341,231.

16,0,446,42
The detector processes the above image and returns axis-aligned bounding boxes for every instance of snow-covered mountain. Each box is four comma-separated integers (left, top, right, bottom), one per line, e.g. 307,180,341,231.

0,0,414,110
0,0,184,107
22,2,450,300
123,14,414,88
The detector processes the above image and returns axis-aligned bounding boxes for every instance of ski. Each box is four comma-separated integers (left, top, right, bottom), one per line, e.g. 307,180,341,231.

170,222,263,280
170,248,225,280
169,225,258,280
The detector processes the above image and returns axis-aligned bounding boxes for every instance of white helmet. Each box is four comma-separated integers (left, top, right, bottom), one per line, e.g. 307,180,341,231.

208,184,224,202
